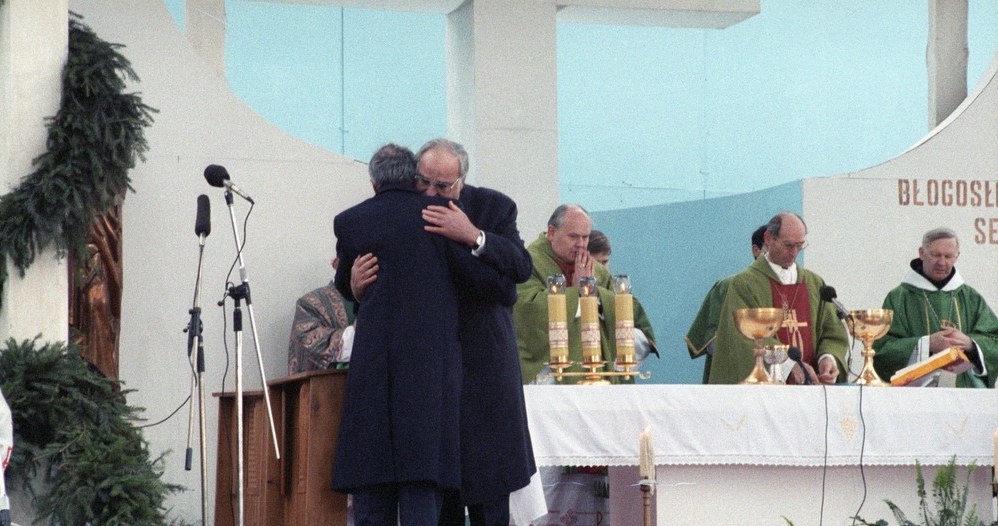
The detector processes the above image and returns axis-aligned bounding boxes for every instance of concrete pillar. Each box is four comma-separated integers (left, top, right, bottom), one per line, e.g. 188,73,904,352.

927,0,968,128
186,0,226,77
0,0,70,343
448,0,560,238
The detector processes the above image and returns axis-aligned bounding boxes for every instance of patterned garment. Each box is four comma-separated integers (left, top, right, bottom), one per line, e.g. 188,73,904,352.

287,280,354,374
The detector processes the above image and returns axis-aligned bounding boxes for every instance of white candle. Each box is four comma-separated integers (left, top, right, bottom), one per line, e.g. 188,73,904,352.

993,427,998,483
639,425,655,481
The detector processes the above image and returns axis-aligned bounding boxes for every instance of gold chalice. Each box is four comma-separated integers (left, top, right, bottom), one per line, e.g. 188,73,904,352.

733,308,785,384
849,309,893,386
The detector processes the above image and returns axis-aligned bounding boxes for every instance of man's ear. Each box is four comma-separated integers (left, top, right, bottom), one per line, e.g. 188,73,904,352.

546,225,556,240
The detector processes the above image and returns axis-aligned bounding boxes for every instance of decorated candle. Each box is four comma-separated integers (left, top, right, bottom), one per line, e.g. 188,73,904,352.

613,275,635,363
547,275,568,364
579,277,601,364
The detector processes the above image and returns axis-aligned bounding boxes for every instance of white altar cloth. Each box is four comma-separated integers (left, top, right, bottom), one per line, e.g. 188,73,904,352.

523,384,998,468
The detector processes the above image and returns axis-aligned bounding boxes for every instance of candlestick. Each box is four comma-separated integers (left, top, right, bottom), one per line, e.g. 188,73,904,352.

639,425,655,481
547,275,569,365
613,275,634,365
579,277,601,364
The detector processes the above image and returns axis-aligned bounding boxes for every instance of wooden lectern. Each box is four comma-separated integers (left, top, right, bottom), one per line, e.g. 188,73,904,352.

215,369,348,525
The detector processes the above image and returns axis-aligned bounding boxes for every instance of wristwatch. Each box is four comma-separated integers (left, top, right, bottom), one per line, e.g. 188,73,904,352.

471,230,485,251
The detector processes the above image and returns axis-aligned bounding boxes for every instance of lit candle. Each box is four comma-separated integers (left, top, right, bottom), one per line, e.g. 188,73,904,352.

547,275,569,365
613,275,634,365
579,277,601,364
639,425,655,481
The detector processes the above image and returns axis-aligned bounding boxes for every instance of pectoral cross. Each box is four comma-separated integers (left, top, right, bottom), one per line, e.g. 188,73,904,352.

782,310,808,351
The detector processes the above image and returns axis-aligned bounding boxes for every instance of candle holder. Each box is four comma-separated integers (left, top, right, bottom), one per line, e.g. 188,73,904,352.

545,276,652,383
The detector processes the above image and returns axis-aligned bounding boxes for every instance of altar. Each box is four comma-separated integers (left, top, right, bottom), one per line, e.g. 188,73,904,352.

523,384,998,525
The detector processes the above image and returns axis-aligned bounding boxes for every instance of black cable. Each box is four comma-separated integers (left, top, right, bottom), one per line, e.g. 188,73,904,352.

820,382,830,525
137,394,191,429
851,384,869,525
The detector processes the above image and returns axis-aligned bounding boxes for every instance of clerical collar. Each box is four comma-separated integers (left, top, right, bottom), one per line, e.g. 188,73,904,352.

765,254,797,285
910,258,954,290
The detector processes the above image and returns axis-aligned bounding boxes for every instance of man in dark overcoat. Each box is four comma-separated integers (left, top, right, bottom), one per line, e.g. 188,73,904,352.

331,143,469,525
351,138,537,526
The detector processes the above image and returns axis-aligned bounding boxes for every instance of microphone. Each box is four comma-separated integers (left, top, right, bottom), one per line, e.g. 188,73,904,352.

819,285,851,320
204,164,255,204
195,194,211,241
787,346,813,385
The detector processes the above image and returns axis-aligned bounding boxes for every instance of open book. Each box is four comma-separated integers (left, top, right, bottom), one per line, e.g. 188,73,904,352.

889,347,972,386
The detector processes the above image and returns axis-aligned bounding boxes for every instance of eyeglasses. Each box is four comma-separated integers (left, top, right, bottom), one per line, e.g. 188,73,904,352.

415,173,462,191
778,239,808,251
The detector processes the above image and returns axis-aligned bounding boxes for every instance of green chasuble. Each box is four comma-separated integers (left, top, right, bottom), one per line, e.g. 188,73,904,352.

707,256,848,385
685,277,731,384
515,233,657,384
872,265,998,388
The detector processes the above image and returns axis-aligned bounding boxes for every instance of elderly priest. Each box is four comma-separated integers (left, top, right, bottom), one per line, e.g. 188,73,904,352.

515,204,656,384
707,212,848,385
873,227,998,388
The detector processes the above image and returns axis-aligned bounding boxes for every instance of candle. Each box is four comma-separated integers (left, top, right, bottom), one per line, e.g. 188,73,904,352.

547,275,569,365
993,428,998,483
639,425,655,481
613,275,634,364
579,277,601,364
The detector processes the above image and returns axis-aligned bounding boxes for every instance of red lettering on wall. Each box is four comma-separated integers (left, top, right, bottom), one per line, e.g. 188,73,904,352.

898,179,910,205
927,179,939,206
955,180,967,206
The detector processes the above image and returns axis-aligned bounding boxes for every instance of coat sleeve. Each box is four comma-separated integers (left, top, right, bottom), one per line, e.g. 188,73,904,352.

474,197,532,284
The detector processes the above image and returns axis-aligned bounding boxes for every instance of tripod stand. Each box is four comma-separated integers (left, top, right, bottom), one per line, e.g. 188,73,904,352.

218,190,280,526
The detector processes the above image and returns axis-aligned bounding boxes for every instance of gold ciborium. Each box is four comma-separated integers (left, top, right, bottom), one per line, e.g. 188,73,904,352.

849,309,893,386
733,308,785,384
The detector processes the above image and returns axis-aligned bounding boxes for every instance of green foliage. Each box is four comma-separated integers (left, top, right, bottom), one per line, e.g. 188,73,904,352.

0,337,181,525
0,14,155,310
853,458,997,526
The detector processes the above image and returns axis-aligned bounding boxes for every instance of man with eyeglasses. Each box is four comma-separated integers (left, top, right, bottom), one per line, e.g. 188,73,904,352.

331,143,471,525
707,211,848,385
351,138,539,526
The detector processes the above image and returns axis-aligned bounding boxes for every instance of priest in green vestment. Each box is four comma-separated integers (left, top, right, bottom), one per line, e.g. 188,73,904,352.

515,204,656,384
873,228,998,388
707,212,848,385
686,225,767,383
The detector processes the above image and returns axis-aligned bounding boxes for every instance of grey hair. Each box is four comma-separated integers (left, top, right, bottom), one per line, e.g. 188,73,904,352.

368,143,417,188
548,204,590,228
922,227,959,249
416,138,469,179
765,211,807,237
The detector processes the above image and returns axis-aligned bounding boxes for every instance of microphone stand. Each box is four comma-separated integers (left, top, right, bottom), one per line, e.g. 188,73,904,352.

220,190,281,526
183,231,210,525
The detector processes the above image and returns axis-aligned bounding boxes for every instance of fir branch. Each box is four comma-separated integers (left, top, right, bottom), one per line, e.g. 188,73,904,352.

0,14,155,309
0,337,181,525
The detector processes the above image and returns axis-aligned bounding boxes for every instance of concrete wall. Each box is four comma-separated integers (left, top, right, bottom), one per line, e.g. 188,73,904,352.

61,1,371,522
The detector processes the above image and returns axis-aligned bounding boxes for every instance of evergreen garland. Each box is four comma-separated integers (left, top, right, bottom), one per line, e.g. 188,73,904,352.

0,14,155,310
0,337,180,525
